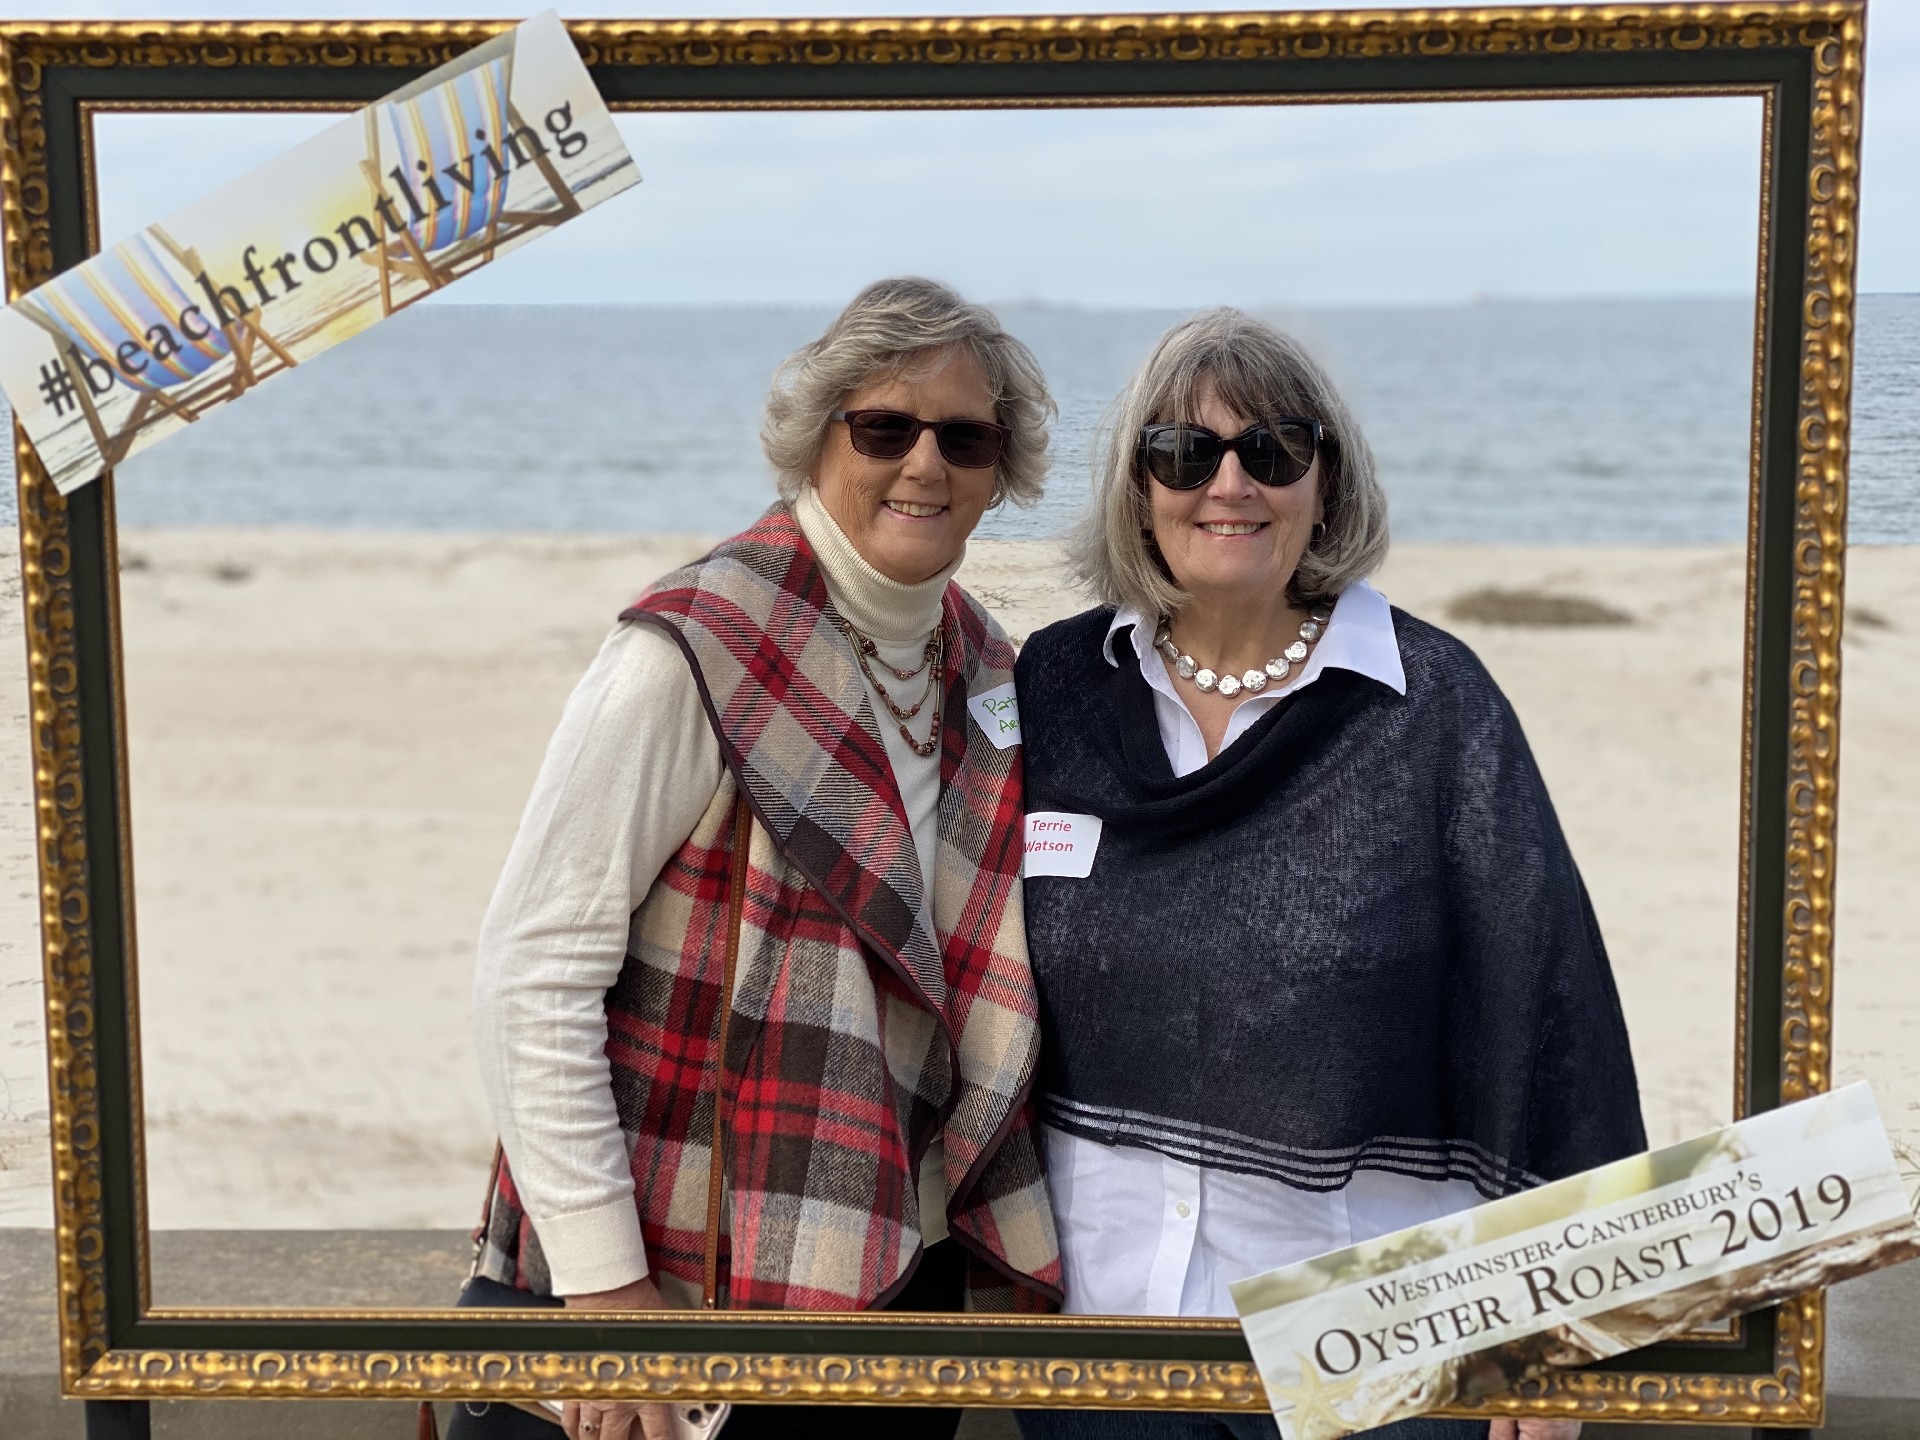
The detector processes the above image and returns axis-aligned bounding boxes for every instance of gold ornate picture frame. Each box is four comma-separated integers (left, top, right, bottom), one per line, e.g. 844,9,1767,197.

4,3,1864,1432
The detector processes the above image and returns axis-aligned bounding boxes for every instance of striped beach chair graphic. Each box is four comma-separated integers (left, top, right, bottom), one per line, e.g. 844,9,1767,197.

359,45,581,315
17,227,296,470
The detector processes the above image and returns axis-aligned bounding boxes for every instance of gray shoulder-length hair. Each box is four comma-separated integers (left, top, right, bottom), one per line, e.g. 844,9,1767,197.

762,277,1054,508
1071,308,1389,616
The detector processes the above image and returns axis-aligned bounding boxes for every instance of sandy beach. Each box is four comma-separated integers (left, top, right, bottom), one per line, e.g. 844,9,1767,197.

0,530,1914,1264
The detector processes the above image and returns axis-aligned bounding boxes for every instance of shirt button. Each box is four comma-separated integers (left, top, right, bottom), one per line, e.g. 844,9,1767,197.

1176,1201,1192,1219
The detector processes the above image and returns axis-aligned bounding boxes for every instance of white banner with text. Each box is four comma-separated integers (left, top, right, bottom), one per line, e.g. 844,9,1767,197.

1233,1084,1920,1439
0,11,636,495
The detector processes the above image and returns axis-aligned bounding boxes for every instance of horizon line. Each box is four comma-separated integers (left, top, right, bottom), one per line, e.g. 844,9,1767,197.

414,290,1918,313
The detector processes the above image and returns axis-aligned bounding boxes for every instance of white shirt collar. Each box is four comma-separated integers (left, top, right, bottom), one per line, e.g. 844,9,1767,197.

1101,579,1407,698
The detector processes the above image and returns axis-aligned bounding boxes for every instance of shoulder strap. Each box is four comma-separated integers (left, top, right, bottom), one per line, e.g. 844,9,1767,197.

702,789,753,1309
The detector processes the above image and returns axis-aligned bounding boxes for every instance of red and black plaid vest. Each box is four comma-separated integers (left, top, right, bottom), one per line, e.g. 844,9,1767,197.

476,505,1061,1311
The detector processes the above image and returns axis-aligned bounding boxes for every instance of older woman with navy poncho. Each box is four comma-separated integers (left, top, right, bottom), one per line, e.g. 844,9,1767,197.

1014,310,1645,1440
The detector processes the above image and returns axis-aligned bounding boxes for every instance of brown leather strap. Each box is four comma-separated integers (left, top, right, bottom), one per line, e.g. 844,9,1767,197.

702,790,753,1310
472,1142,503,1257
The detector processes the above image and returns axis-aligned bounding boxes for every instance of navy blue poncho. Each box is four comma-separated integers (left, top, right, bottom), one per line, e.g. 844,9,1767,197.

1017,606,1646,1199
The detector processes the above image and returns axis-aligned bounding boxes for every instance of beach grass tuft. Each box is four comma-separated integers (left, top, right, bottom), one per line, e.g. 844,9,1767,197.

1446,588,1635,628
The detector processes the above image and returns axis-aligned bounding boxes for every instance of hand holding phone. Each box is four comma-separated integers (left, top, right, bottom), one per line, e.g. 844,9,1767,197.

536,1397,731,1439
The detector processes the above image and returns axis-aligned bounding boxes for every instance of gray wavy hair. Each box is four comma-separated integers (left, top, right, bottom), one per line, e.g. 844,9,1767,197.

1070,307,1389,617
761,277,1054,508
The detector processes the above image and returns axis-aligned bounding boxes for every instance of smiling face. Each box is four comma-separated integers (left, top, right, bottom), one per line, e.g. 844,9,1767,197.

1147,375,1324,610
811,347,1001,585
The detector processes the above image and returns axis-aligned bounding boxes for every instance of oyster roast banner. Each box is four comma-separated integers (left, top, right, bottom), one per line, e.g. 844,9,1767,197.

1232,1084,1920,1440
0,9,638,495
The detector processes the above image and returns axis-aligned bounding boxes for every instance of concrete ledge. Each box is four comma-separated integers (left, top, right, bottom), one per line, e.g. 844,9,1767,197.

6,1231,1916,1436
2,1229,478,1439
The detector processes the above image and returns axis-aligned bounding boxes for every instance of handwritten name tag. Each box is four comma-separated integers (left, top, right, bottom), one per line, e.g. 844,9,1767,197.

1023,811,1102,879
969,681,1021,749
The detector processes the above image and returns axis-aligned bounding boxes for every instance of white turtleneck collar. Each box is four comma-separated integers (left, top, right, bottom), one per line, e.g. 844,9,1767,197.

793,484,960,643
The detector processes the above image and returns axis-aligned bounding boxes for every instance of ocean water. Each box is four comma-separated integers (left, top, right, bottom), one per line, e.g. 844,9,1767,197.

5,294,1916,544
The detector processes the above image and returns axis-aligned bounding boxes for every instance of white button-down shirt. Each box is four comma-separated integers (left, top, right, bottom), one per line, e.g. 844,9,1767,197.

1045,581,1484,1317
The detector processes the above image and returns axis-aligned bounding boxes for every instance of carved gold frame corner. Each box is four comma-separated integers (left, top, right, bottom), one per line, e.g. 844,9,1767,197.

4,3,1863,1426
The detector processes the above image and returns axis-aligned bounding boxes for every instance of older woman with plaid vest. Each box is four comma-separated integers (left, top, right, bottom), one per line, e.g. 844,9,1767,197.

463,279,1062,1440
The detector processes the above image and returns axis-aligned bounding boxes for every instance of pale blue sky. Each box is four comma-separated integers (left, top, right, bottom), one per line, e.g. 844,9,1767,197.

22,0,1920,307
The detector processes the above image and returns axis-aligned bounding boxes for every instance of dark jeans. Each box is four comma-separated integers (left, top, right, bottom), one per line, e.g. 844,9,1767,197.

1015,1411,1487,1440
446,1240,967,1440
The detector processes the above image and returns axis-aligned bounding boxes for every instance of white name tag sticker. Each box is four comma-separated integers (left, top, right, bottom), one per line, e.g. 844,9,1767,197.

1023,811,1102,879
969,681,1022,749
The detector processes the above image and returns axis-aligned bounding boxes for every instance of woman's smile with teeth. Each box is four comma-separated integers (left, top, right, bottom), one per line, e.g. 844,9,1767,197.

1198,521,1266,535
886,500,947,518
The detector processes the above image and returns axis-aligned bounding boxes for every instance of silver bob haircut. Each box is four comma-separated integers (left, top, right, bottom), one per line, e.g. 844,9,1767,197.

761,277,1054,508
1071,308,1389,617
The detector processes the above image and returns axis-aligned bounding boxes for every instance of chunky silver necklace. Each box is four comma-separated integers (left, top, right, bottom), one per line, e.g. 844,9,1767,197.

1155,607,1331,699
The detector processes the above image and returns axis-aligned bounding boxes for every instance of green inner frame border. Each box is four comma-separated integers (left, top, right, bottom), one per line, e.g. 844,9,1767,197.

16,4,1857,1408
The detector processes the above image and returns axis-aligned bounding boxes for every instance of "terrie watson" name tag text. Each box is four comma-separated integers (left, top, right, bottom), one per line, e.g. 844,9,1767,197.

1022,811,1102,879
